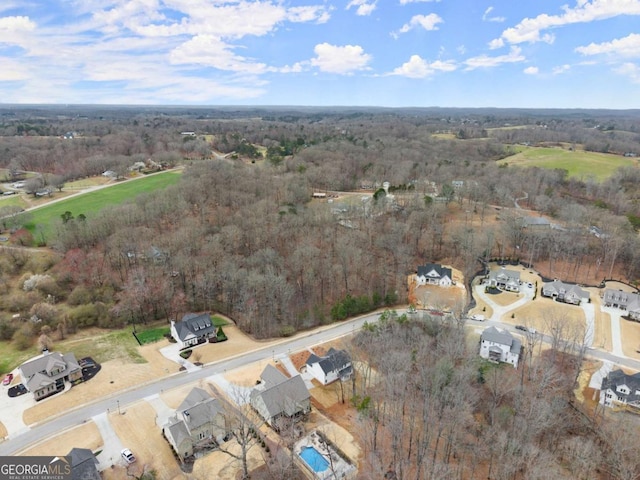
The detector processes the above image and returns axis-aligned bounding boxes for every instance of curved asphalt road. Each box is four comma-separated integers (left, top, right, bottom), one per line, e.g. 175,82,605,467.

0,312,373,456
2,307,639,457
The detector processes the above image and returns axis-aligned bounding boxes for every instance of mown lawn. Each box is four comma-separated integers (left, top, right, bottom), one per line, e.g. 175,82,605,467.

498,147,637,181
22,170,182,237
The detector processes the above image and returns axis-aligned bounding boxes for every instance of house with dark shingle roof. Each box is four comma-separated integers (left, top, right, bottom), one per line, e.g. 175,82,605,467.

416,263,453,287
68,447,100,480
163,387,227,461
479,327,522,368
488,267,521,292
305,348,353,385
600,369,640,409
19,351,82,401
170,313,217,349
542,280,589,305
250,365,311,429
603,289,640,321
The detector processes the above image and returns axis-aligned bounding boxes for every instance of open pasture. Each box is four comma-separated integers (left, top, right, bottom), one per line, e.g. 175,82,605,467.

498,146,637,181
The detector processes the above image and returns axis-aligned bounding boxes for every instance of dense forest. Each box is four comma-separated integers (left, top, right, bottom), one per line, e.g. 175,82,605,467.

0,106,639,341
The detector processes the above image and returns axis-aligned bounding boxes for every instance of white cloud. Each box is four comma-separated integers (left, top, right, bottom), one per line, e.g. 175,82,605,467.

614,62,640,82
347,0,377,16
390,55,456,78
310,43,372,74
169,35,270,74
552,64,571,74
523,66,538,75
395,13,443,37
490,0,640,48
0,15,36,37
287,5,331,23
399,0,441,4
482,6,506,23
464,46,525,70
0,56,29,80
576,33,640,57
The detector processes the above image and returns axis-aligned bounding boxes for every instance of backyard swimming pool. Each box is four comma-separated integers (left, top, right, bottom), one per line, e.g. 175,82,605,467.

299,446,329,473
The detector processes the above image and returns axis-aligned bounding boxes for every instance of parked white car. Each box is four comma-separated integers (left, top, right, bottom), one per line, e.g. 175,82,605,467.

121,448,136,464
471,314,486,321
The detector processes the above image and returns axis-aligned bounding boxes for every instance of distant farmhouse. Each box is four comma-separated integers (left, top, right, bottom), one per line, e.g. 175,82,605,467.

479,327,522,368
519,216,551,229
305,348,353,386
163,387,227,461
250,365,311,429
600,369,640,409
542,280,589,305
416,263,453,287
19,352,83,401
488,267,521,293
603,289,640,321
170,313,217,349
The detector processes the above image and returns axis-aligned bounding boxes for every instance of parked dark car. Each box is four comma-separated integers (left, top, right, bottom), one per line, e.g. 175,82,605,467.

515,325,527,331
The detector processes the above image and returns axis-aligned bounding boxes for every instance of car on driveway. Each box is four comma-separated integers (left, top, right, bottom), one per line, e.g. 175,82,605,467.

121,448,136,464
2,373,13,386
515,325,527,332
471,314,486,321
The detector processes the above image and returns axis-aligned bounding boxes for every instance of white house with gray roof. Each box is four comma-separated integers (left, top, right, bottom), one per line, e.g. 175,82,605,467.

600,369,640,409
416,263,453,287
488,267,521,292
479,327,522,368
305,348,353,385
19,351,82,400
163,387,227,460
542,280,589,305
603,289,640,321
250,365,311,429
170,313,217,349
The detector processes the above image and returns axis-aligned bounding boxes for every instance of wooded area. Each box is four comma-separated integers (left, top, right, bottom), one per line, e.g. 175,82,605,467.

0,106,639,341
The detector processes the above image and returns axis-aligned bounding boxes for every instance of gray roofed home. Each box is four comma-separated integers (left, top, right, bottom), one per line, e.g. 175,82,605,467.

488,267,521,292
416,263,453,287
305,348,353,385
600,369,640,409
68,447,100,480
163,387,227,461
479,326,522,368
19,351,83,401
170,313,218,349
520,216,551,228
250,365,311,429
542,280,589,305
603,289,640,321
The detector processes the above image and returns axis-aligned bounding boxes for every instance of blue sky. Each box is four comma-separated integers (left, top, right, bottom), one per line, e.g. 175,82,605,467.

1,0,639,108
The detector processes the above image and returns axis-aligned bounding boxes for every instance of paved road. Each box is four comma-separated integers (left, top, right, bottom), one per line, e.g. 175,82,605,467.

3,307,640,457
0,311,376,456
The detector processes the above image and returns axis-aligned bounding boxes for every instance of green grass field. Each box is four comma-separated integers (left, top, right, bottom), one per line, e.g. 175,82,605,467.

498,147,638,181
22,171,182,236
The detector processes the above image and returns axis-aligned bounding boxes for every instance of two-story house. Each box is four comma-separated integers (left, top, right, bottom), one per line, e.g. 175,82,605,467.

542,280,589,305
170,313,218,349
600,369,640,409
19,351,83,401
305,348,353,385
479,327,522,368
416,263,453,287
163,387,227,461
603,289,640,321
250,365,311,430
488,267,521,292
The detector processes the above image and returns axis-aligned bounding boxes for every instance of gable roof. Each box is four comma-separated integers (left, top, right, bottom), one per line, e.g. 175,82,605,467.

481,327,521,354
173,313,216,341
252,366,310,418
20,352,80,392
178,387,222,430
306,348,352,376
604,289,640,311
543,280,589,299
68,447,99,480
489,267,520,283
417,263,452,280
601,369,640,403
